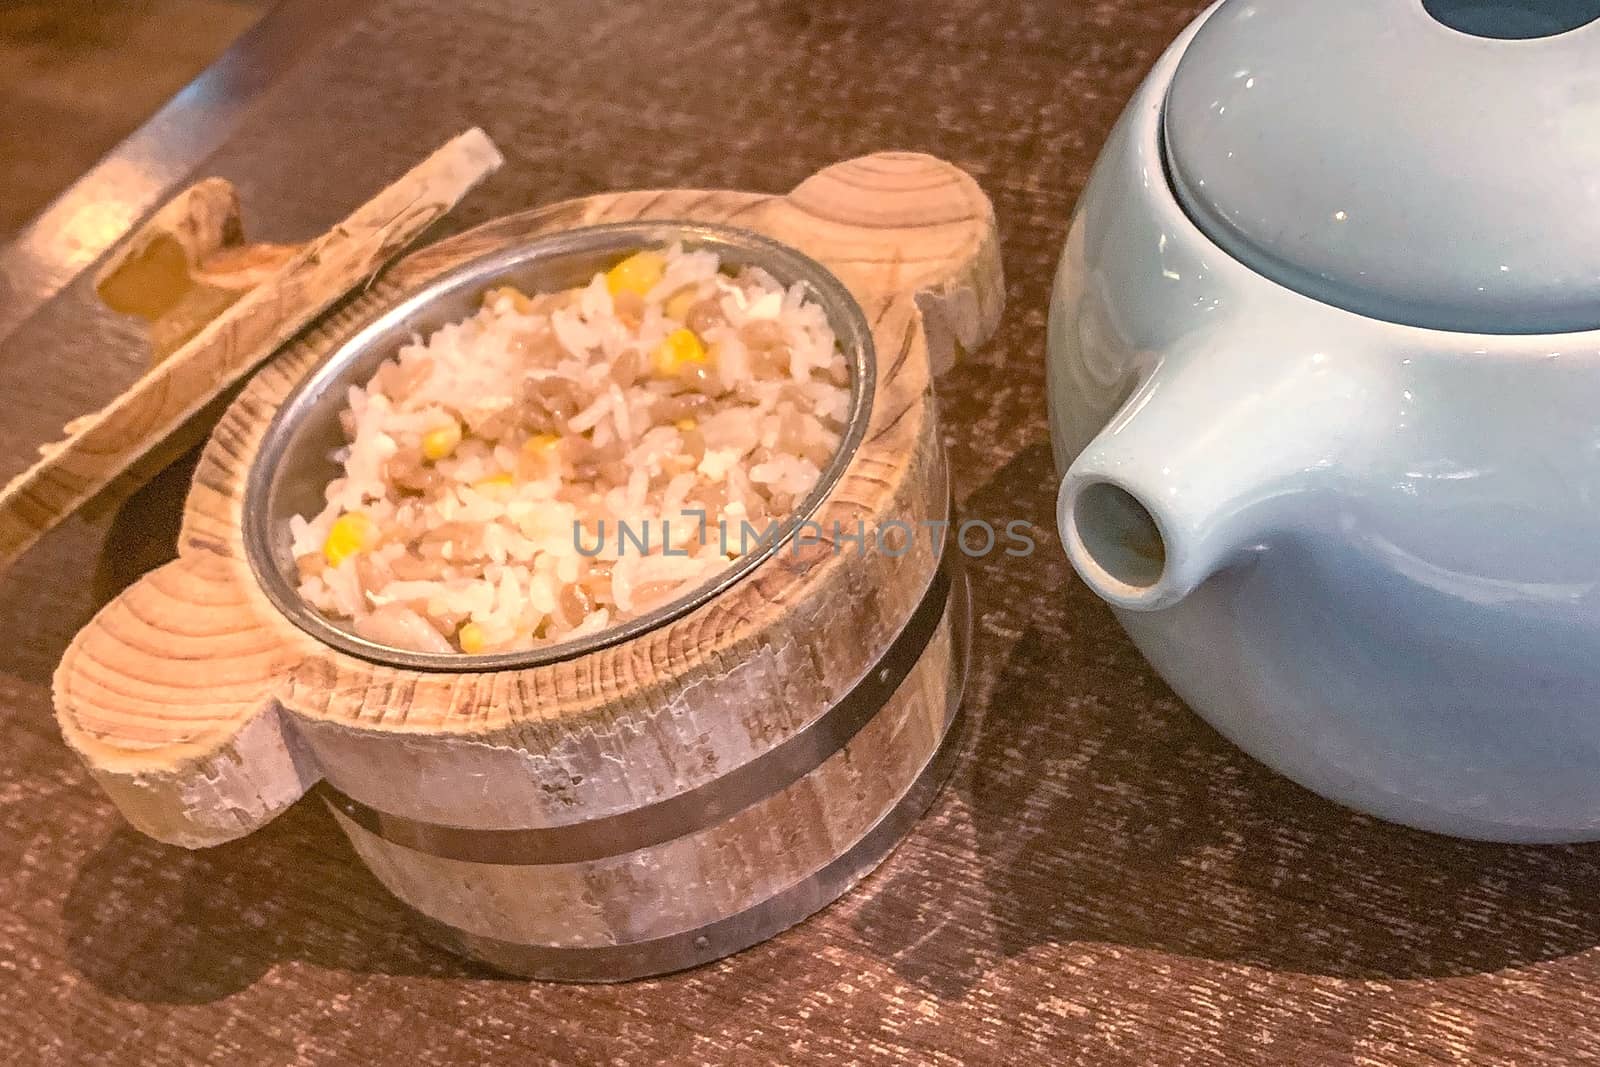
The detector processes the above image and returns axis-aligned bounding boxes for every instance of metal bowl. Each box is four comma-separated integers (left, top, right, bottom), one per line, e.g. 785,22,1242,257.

243,221,876,673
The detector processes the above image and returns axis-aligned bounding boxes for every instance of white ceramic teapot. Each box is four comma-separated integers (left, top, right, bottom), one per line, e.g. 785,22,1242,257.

1048,0,1600,841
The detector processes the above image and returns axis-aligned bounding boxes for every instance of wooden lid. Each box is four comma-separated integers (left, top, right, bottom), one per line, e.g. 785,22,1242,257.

0,128,503,571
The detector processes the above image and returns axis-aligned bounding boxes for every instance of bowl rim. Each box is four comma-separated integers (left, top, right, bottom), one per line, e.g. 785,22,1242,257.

242,220,877,673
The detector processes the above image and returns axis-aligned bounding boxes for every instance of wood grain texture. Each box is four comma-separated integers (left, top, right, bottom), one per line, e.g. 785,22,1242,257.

8,0,1600,1062
0,128,503,572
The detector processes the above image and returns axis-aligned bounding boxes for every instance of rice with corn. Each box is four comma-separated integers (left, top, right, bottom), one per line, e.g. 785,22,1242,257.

290,244,849,655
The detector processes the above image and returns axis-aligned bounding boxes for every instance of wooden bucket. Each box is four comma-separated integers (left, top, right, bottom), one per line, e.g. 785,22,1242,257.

53,153,1004,980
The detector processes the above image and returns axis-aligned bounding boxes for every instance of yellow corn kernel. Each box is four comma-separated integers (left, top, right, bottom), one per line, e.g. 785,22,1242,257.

664,287,696,322
474,472,516,493
483,285,534,313
674,417,697,432
323,512,377,567
420,420,462,461
523,433,561,454
654,328,708,375
605,250,666,297
458,622,488,654
518,433,563,481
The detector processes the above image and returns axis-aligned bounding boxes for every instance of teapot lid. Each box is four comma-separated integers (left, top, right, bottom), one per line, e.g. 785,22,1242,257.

1163,0,1600,334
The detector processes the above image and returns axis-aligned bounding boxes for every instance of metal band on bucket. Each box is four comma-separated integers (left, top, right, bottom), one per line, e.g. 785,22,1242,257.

331,564,971,982
416,699,966,982
321,541,963,867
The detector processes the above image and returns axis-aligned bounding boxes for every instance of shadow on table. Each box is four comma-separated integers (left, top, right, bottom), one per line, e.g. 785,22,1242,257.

0,442,200,687
855,441,1600,991
63,794,495,1003
88,444,201,606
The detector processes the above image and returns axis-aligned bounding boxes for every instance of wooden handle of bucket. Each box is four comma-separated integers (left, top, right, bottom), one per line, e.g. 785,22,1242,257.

53,152,1005,849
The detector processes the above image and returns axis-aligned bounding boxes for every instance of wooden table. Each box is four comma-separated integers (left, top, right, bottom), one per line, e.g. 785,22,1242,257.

4,1,1600,1063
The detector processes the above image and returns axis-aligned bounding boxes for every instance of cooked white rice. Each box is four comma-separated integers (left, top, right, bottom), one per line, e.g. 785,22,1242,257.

291,243,849,655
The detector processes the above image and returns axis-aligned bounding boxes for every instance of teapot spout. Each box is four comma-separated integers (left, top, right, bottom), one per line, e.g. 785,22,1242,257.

1057,336,1382,611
